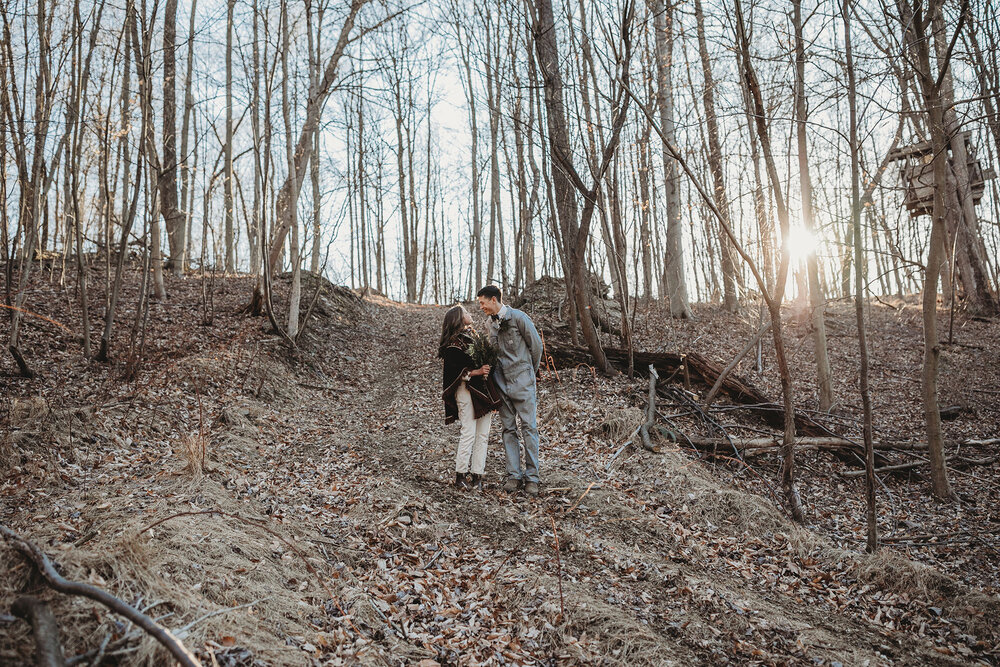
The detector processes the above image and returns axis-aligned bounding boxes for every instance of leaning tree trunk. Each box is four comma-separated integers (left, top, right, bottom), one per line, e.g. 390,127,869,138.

736,0,804,522
267,0,367,274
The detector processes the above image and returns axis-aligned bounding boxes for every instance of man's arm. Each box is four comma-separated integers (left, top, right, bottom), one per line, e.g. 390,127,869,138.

517,311,543,372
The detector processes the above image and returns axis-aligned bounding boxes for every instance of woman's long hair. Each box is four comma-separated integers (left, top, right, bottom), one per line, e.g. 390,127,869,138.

437,305,468,358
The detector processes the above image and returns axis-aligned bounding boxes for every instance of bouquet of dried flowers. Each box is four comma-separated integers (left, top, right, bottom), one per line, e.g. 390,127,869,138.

466,328,498,369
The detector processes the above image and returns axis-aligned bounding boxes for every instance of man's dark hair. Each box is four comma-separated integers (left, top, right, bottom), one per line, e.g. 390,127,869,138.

476,285,502,301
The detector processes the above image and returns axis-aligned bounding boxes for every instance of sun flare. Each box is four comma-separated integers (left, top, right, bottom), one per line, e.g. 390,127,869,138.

785,226,819,263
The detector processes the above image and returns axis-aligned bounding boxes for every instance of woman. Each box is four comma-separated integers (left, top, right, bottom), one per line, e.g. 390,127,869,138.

439,305,501,490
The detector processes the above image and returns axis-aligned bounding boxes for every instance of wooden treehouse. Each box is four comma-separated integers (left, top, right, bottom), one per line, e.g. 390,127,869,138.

887,131,996,217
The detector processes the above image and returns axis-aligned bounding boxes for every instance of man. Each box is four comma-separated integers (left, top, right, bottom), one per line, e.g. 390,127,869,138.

476,285,543,496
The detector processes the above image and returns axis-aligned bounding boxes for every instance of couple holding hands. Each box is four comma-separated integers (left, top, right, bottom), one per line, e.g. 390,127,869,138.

437,286,543,496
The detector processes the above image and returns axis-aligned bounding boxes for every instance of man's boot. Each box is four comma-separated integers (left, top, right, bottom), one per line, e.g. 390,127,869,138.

524,481,539,497
455,472,470,490
502,476,521,493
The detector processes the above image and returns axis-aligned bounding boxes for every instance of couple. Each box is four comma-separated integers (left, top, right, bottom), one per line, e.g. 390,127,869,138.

438,286,543,496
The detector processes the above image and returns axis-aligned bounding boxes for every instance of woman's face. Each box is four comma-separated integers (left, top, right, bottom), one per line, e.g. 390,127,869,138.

462,310,473,326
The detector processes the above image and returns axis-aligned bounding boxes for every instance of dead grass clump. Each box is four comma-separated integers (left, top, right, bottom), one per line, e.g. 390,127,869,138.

9,396,50,426
177,433,207,476
540,397,583,427
215,404,255,430
851,548,959,600
246,360,296,403
688,487,786,533
831,546,1000,643
597,407,644,442
560,590,679,665
3,399,95,468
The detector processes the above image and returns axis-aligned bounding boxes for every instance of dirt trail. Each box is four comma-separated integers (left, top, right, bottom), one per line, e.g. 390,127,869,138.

260,299,993,665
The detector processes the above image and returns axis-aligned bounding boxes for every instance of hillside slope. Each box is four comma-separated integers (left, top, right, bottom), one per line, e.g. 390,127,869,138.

1,272,998,665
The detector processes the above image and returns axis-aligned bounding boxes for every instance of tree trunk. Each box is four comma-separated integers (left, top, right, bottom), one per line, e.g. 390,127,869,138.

223,0,235,273
308,1,322,275
455,19,482,294
651,0,691,317
159,0,186,274
931,9,997,315
735,0,804,521
281,0,300,338
694,0,738,313
903,0,957,500
179,0,197,273
843,0,878,551
532,0,630,374
793,0,834,411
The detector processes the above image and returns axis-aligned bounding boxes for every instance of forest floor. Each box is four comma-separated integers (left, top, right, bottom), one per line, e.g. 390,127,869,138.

1,265,999,666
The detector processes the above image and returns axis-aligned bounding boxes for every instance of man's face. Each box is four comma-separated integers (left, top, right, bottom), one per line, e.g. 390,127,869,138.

477,296,500,316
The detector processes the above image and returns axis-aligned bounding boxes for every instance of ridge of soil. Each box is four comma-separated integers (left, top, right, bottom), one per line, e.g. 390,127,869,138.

1,270,998,665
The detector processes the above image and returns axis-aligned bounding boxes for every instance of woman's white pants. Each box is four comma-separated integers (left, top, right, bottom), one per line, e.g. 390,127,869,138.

455,383,491,474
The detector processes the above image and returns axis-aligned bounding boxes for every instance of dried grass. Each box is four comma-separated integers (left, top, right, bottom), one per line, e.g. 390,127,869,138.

558,588,679,666
177,433,206,477
9,396,50,426
540,397,583,428
597,407,644,442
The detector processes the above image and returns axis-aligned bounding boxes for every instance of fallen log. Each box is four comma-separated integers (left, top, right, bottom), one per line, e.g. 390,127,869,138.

547,345,826,436
841,453,999,478
684,435,864,454
682,435,997,459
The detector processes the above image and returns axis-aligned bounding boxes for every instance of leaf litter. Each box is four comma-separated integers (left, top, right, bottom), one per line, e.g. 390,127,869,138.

0,270,997,665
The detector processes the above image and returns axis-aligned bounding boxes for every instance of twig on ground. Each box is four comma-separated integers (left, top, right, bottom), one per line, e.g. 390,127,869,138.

564,482,596,515
605,426,641,471
174,598,270,639
0,524,200,667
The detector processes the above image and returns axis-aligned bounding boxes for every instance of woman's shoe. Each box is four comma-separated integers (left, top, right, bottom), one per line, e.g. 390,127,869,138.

455,472,471,490
470,474,483,490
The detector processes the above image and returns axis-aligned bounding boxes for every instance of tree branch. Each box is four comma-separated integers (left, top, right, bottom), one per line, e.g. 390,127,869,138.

0,524,201,667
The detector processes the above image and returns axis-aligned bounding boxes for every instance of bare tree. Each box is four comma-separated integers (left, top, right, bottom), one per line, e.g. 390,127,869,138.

843,0,878,551
694,0,739,314
267,0,369,274
792,0,834,411
649,0,692,318
531,0,636,374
